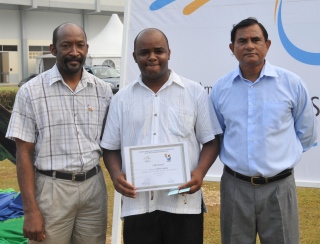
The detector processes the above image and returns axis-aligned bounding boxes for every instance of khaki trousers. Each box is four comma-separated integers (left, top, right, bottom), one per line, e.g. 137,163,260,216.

29,170,107,244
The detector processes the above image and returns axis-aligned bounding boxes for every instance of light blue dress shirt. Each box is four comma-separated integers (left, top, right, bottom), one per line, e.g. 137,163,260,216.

210,61,317,177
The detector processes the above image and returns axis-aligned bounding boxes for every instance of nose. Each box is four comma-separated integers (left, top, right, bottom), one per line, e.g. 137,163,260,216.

69,45,79,55
245,40,254,49
148,52,157,60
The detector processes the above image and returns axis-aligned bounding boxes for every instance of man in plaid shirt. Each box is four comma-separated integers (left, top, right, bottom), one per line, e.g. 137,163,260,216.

6,23,112,244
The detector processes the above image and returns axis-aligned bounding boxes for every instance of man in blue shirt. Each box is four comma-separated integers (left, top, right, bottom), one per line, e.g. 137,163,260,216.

210,17,317,244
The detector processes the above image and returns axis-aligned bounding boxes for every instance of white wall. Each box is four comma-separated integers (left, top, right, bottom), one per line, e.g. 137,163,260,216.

0,5,123,82
121,0,320,187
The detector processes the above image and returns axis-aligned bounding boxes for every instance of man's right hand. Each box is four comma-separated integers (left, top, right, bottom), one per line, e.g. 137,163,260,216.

23,209,46,242
103,149,137,198
112,171,136,198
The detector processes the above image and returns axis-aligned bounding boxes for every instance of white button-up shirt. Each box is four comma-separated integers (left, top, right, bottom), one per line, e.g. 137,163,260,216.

101,70,222,217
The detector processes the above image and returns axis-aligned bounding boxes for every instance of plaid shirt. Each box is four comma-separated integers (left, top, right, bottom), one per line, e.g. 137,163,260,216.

6,65,112,172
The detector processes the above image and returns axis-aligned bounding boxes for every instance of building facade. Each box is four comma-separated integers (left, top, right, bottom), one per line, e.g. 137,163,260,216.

0,0,124,83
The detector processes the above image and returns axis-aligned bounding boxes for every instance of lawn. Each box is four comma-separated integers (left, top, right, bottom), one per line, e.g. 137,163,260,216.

1,159,319,243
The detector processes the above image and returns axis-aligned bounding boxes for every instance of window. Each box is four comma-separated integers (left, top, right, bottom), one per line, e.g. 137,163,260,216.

2,45,18,51
29,45,51,59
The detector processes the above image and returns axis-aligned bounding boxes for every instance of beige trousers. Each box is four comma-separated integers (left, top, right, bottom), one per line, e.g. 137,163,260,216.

29,170,107,244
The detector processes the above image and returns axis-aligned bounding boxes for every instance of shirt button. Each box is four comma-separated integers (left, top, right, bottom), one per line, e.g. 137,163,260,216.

153,133,156,135
154,114,157,116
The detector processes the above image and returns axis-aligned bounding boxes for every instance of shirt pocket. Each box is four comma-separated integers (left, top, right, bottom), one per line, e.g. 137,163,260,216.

168,107,194,137
263,101,291,130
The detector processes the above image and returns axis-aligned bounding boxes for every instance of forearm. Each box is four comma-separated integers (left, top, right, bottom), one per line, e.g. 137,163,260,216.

15,139,39,214
196,137,220,178
103,149,122,181
15,138,45,241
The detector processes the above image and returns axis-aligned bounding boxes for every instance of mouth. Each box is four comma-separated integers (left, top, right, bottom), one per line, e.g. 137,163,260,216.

244,53,256,56
146,64,159,67
65,58,82,66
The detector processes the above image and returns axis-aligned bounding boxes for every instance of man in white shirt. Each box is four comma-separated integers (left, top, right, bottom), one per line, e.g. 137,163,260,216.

100,28,222,244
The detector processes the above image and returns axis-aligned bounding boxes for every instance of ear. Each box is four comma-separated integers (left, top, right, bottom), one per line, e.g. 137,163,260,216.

132,52,137,63
229,43,234,54
168,49,171,60
50,44,57,56
265,39,271,50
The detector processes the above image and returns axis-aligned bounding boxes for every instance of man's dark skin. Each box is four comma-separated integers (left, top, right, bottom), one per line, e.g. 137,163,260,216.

103,28,220,200
15,23,89,242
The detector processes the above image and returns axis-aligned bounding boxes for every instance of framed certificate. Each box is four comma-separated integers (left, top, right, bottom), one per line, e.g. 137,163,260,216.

124,142,191,192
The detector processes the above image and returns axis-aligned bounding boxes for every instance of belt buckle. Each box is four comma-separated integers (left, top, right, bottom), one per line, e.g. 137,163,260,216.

72,172,85,182
250,176,268,186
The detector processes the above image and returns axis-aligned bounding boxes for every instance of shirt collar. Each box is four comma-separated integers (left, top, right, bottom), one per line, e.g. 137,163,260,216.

48,64,94,86
134,69,185,89
231,60,279,82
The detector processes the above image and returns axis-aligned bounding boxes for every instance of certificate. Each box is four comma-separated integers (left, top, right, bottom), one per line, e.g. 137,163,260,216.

124,142,191,192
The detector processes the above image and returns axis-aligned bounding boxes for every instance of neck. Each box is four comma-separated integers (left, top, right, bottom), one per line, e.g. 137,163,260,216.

58,69,82,91
240,62,265,82
142,71,170,93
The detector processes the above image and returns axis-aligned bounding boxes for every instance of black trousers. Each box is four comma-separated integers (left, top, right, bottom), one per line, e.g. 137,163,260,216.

123,210,204,244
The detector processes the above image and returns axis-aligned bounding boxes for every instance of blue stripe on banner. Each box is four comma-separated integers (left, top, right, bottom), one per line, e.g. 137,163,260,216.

150,0,175,11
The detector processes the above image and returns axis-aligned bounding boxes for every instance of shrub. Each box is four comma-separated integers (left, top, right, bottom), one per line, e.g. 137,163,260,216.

0,87,19,111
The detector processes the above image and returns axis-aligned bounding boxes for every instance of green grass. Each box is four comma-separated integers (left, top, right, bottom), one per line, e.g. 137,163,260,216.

1,159,319,243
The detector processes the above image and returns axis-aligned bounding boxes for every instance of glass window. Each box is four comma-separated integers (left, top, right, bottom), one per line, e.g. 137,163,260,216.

29,46,42,51
3,45,18,51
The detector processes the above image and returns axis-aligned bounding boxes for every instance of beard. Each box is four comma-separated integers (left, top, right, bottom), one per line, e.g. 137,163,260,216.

63,57,84,74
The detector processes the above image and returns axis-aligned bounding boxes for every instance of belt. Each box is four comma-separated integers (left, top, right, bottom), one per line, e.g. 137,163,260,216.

37,165,101,182
224,166,292,186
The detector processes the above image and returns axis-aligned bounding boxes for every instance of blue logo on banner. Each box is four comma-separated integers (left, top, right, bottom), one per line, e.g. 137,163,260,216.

276,0,320,65
150,0,175,11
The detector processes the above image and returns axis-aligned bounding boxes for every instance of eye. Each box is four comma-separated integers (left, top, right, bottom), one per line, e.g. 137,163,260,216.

139,51,148,55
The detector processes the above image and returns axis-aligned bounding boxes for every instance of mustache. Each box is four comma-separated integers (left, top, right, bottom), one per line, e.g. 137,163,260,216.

64,57,83,63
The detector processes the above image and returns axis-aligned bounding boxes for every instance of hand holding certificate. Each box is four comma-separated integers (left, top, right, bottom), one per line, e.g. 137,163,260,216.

124,142,191,192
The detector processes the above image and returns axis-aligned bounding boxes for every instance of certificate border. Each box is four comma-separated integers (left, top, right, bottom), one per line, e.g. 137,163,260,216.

128,143,189,191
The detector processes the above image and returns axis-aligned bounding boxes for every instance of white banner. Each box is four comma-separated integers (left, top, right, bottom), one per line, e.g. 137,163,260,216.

120,0,320,187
